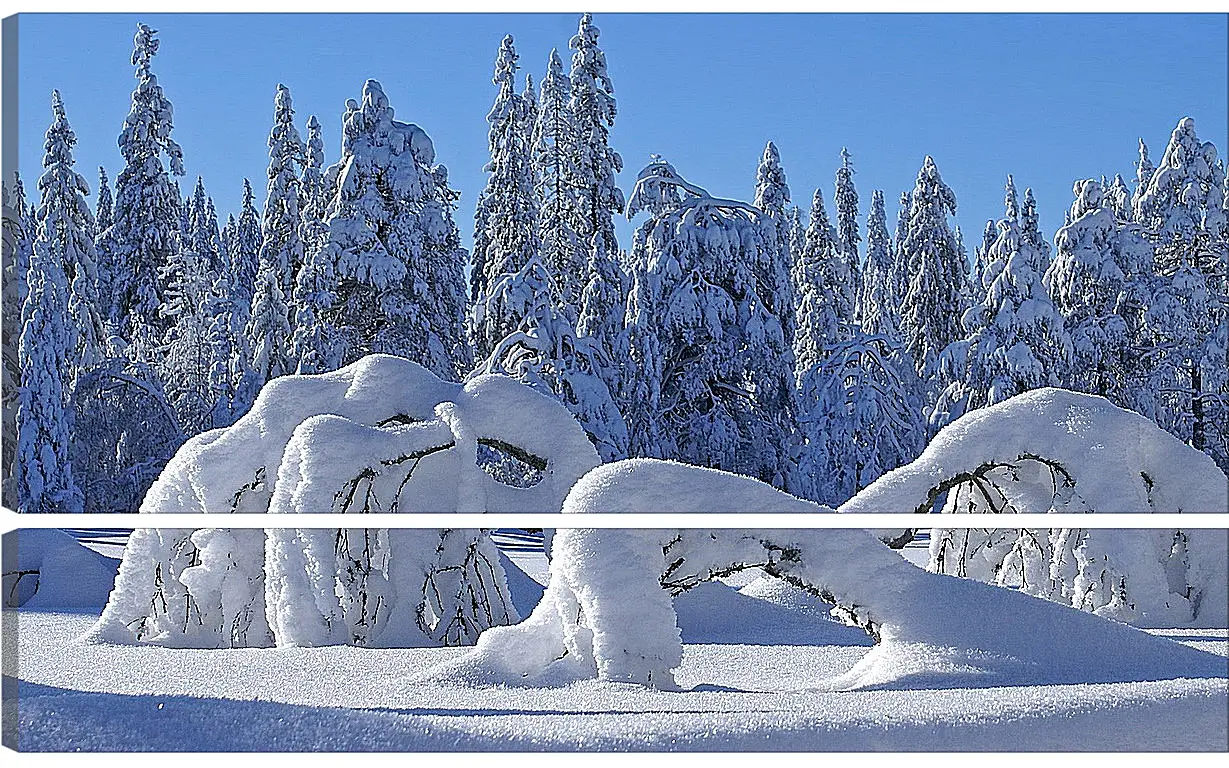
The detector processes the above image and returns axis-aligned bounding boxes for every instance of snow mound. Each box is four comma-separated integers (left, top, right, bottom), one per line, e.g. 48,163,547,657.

433,460,1227,691
842,387,1227,517
4,530,118,610
92,356,600,649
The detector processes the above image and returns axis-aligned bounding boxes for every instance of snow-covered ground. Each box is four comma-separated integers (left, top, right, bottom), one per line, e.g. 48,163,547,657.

7,531,1227,752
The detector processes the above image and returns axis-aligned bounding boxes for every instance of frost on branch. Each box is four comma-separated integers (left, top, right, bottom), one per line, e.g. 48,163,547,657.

432,459,1225,691
91,354,600,649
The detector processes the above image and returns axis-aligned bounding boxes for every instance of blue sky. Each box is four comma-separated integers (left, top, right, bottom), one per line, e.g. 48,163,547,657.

15,13,1228,255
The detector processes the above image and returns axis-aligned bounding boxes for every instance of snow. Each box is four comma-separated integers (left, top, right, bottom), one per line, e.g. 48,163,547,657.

10,597,1227,751
3,529,118,609
435,459,1227,693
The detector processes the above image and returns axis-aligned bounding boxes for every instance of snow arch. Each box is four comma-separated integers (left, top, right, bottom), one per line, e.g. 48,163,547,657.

435,460,1226,690
838,388,1228,626
92,355,600,649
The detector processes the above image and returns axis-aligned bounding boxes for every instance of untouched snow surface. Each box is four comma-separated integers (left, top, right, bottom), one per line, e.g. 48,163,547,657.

9,597,1226,751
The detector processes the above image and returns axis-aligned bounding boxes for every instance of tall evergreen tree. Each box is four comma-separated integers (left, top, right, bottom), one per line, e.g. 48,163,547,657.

623,157,795,487
532,48,586,321
899,156,965,379
834,147,862,322
470,36,541,361
1107,173,1132,222
889,190,912,322
260,84,306,312
96,23,185,361
35,91,106,391
2,175,32,509
95,167,113,235
793,188,843,377
933,179,1070,429
1044,179,1143,402
569,12,624,257
753,141,796,348
858,190,898,337
298,114,328,256
245,261,292,386
314,79,469,379
1131,137,1155,220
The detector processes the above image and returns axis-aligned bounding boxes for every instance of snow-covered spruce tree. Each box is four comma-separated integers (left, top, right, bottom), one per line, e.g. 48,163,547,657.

1131,118,1227,469
2,176,32,509
797,333,925,505
478,254,628,462
298,114,328,257
315,79,469,379
470,36,541,362
834,147,862,323
228,179,263,411
96,23,185,360
1020,188,1052,274
1044,179,1138,402
569,12,624,258
532,48,586,322
260,84,306,311
970,218,997,294
1131,137,1155,221
622,158,795,487
792,188,844,377
34,92,106,394
932,178,1070,431
18,112,90,513
158,177,225,436
899,156,966,379
1107,173,1133,222
889,190,911,316
95,167,113,235
858,190,899,337
245,260,292,387
575,232,630,453
753,141,797,349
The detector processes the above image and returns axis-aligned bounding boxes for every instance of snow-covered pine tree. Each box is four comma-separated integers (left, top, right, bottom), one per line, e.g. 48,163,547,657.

219,213,234,273
158,177,224,435
1021,187,1052,274
245,260,292,387
2,175,32,509
1107,173,1133,222
575,232,629,453
971,219,997,293
622,157,795,487
532,48,586,323
298,114,328,256
34,91,106,395
470,36,541,361
1044,179,1140,402
1131,137,1155,221
889,190,912,325
793,188,844,377
796,332,925,506
569,12,624,258
834,147,862,323
95,167,113,235
478,254,628,462
899,156,966,379
228,179,263,410
753,141,797,349
96,23,185,360
1131,118,1227,469
260,84,306,315
858,190,899,337
18,99,95,513
315,79,469,379
290,113,332,377
932,178,1070,430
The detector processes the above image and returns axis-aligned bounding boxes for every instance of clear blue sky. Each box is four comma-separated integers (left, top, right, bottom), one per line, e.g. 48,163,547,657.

15,13,1228,255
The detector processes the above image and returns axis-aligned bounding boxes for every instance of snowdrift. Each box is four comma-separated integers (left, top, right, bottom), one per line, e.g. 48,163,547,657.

3,530,119,610
843,387,1227,517
91,355,600,648
433,460,1227,691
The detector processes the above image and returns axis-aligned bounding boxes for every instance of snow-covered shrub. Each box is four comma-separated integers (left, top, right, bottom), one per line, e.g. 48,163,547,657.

92,354,600,649
830,387,1229,626
4,529,117,609
433,459,1224,691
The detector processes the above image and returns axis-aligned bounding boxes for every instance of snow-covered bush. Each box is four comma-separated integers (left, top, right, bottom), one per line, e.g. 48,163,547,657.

92,354,600,649
433,459,1224,691
4,529,117,609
